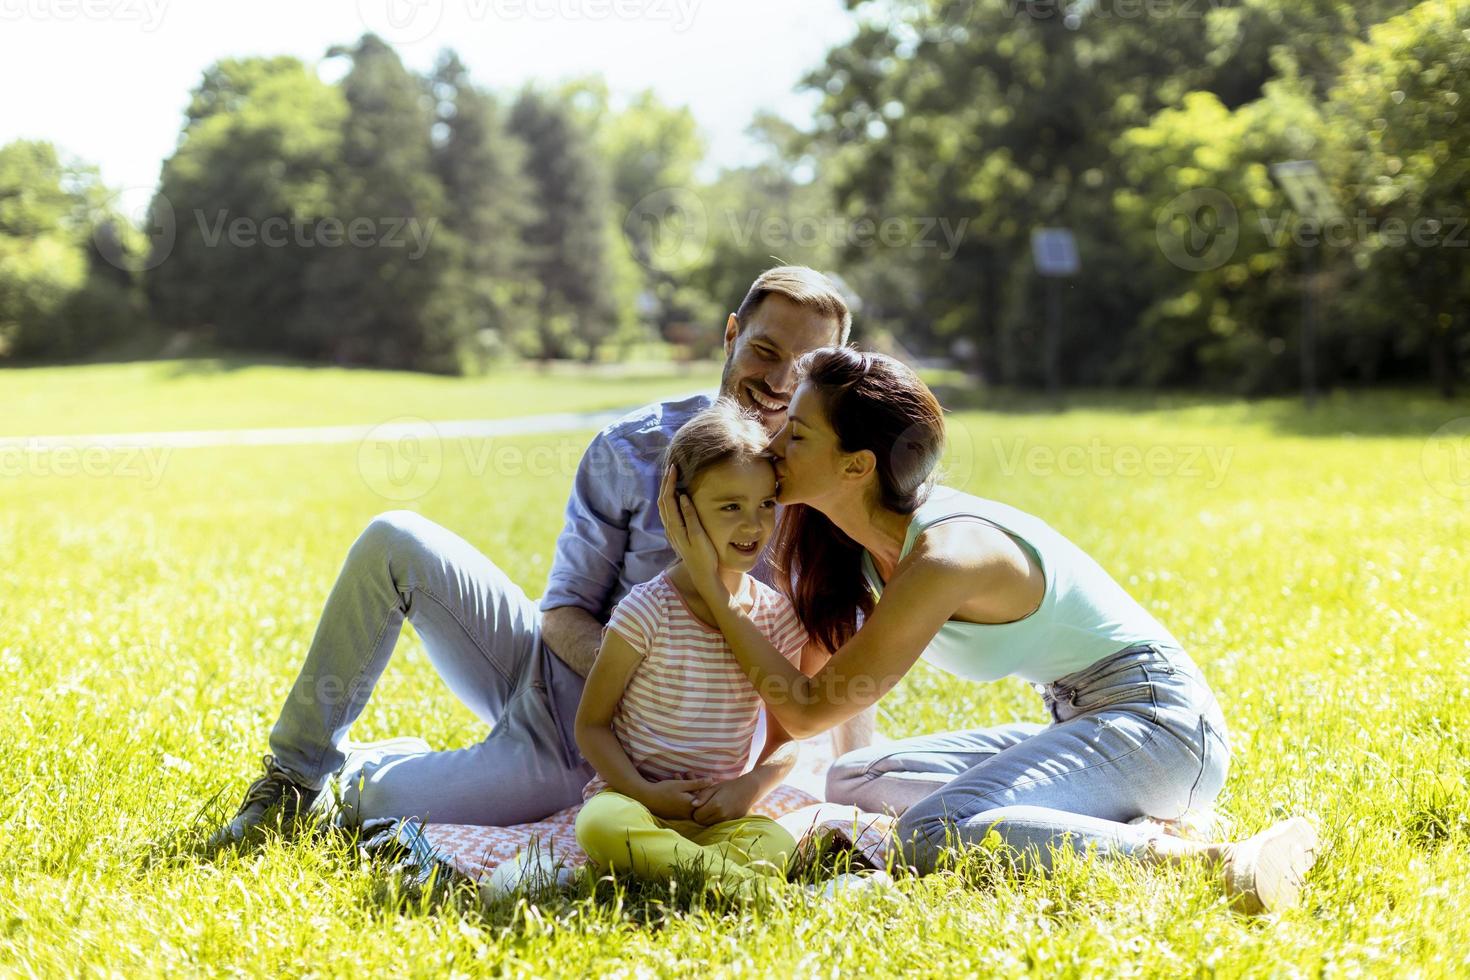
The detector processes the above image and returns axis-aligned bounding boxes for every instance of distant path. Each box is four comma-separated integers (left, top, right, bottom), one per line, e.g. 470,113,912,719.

5,391,710,450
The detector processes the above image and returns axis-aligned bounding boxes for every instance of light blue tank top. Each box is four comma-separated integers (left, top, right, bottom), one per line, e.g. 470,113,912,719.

860,486,1180,685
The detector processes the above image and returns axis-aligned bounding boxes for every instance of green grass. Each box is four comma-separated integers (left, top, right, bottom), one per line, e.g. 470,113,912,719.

0,357,722,436
2,373,1468,975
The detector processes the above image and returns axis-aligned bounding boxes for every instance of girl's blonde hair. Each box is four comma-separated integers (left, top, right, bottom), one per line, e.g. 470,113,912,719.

664,397,771,494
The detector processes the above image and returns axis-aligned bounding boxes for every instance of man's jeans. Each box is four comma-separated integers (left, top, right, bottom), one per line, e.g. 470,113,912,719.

269,510,593,825
826,643,1231,873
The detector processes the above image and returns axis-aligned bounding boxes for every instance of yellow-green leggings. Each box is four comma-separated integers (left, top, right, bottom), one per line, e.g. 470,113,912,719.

575,791,796,892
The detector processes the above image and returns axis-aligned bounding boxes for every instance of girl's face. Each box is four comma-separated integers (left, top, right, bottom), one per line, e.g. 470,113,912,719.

768,382,849,506
687,457,779,572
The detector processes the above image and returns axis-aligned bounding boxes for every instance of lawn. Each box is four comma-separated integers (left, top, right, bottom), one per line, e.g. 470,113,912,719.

0,357,722,436
1,369,1467,976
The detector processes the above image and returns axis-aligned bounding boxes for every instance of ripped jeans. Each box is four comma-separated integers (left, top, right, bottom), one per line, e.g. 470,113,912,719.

825,643,1231,873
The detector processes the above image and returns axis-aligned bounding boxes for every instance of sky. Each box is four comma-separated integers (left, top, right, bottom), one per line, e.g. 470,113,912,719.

0,0,858,202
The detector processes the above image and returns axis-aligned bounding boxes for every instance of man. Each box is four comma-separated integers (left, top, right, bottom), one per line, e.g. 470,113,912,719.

210,266,873,845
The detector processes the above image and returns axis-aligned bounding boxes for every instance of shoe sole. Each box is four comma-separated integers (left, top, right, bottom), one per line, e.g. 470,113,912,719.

340,737,432,755
1226,817,1320,914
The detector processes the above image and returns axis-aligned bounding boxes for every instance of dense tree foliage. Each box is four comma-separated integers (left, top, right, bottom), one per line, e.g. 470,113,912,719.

1,5,1464,390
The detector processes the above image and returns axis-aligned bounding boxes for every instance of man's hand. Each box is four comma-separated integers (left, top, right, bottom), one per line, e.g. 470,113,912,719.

542,605,604,678
640,778,715,821
688,773,761,826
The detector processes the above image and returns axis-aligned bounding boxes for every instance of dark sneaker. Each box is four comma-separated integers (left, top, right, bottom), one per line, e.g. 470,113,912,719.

207,755,320,850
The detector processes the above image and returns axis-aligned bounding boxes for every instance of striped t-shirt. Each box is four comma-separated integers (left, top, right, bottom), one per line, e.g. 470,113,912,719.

584,571,808,799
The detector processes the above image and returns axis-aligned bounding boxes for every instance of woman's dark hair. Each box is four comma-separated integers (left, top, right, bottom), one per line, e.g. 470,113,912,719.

771,346,946,652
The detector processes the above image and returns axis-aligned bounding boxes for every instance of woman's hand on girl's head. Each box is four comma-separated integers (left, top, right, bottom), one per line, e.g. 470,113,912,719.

657,467,726,602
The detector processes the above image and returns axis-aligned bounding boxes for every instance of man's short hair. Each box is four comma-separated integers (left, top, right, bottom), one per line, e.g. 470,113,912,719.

734,266,853,344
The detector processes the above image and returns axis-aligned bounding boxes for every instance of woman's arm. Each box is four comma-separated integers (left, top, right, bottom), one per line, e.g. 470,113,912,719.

802,637,878,755
574,628,710,818
660,470,1038,738
688,636,827,824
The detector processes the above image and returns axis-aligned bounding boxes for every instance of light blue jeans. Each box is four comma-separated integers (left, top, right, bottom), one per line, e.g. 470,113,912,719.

268,511,592,826
826,643,1231,873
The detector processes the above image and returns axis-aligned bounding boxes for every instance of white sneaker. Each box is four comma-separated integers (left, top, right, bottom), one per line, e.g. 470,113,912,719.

1221,817,1320,914
314,737,433,820
479,847,572,902
806,870,895,899
340,736,432,763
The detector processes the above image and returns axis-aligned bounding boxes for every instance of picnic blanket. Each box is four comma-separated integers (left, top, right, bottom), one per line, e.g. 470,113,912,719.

410,733,894,883
420,784,898,881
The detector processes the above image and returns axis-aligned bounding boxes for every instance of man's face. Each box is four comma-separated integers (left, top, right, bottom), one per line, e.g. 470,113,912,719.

718,293,842,435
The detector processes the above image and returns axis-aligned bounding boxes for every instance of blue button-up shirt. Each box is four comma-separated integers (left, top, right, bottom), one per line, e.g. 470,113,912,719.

541,392,719,621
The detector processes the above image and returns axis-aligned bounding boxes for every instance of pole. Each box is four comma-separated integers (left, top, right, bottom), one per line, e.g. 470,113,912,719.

1045,278,1060,396
1301,243,1317,407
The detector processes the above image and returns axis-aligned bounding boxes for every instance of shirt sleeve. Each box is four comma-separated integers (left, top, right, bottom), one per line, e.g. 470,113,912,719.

540,429,633,618
766,594,810,665
603,585,659,656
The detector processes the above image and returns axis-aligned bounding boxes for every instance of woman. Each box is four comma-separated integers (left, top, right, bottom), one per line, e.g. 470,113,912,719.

658,346,1319,914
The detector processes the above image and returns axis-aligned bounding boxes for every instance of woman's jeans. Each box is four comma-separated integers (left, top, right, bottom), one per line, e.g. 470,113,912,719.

825,643,1231,873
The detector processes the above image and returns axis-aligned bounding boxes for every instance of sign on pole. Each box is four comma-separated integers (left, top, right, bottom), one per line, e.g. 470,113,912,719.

1030,228,1078,396
1031,228,1080,278
1269,161,1344,226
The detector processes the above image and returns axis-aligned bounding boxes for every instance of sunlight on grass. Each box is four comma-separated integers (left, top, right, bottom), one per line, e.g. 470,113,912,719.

0,357,722,436
1,381,1468,974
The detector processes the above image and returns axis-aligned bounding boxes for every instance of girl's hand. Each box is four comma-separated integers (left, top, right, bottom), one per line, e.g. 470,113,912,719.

641,777,715,821
657,467,727,602
689,774,761,826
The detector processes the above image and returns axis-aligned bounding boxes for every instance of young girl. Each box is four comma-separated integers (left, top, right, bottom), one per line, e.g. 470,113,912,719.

574,399,810,897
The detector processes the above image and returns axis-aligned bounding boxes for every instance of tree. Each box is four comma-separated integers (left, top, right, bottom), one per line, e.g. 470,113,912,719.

428,50,537,365
508,87,617,361
147,56,347,355
0,140,146,359
297,35,457,371
800,0,1426,389
1331,0,1470,395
